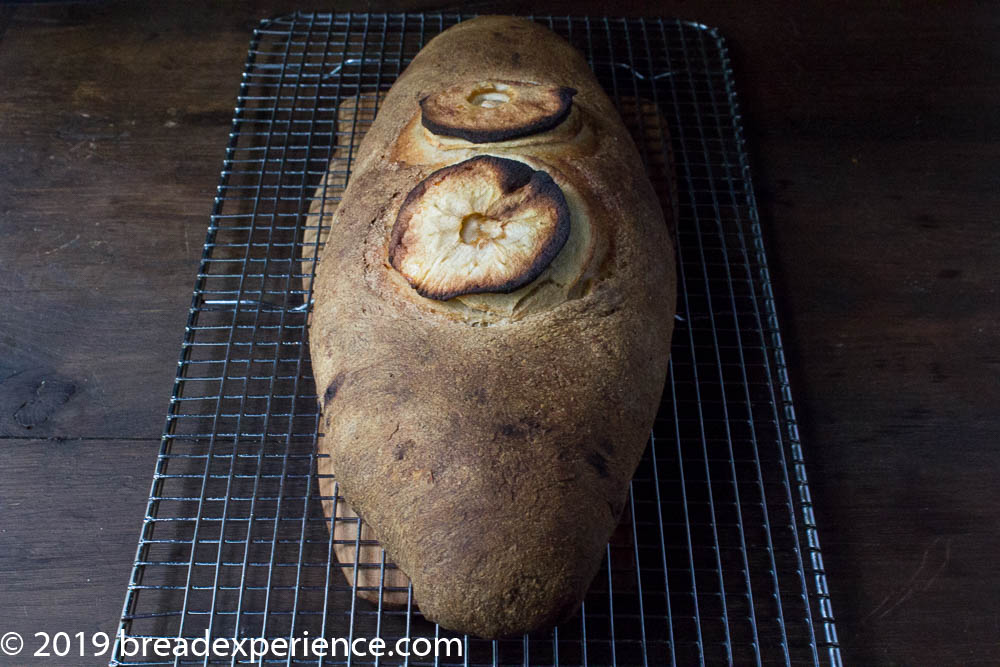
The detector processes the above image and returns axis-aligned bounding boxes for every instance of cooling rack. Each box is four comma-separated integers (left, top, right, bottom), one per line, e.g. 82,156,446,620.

112,13,841,666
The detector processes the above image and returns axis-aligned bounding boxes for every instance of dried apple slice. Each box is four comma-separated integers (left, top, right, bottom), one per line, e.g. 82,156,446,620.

420,80,577,143
389,155,570,301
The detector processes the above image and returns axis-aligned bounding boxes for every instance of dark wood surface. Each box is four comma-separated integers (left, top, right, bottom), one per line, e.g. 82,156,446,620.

1,1,997,664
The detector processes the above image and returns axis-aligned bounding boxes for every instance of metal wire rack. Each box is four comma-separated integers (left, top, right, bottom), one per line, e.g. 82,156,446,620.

113,12,841,666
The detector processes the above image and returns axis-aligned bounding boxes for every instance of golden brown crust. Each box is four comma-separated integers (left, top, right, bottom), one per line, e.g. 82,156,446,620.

310,16,676,639
316,454,411,606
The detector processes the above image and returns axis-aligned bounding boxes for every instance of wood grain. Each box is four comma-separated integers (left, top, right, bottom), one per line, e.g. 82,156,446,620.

0,1,997,664
0,439,157,667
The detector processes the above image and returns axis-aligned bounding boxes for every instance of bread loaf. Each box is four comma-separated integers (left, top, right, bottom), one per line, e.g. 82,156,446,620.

309,16,676,638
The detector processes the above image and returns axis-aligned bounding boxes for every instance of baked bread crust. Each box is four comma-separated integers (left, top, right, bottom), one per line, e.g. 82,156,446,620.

310,16,676,638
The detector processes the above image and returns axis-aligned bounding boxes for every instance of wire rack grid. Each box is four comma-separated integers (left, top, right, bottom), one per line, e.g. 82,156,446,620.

112,12,840,667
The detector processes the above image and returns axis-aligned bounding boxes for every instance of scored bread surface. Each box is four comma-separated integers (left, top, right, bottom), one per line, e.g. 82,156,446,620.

309,16,676,639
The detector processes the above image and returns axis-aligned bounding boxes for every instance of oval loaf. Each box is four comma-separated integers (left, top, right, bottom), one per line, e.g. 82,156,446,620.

310,15,676,638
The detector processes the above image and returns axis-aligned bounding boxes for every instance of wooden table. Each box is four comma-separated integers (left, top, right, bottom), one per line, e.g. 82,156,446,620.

1,2,997,664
